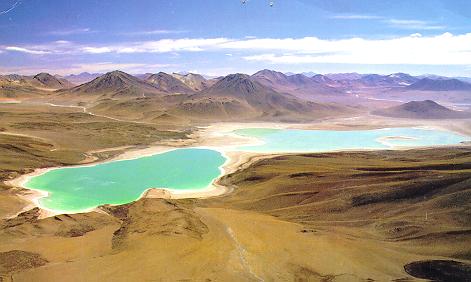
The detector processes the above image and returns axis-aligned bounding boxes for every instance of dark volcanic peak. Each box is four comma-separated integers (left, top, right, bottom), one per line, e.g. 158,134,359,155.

373,100,470,119
407,78,471,91
33,72,73,89
251,69,290,86
401,100,447,111
66,70,162,97
253,69,286,78
146,72,194,94
89,70,136,89
286,73,313,85
208,73,263,96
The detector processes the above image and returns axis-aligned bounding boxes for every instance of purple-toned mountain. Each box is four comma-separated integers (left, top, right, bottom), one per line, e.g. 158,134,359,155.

406,78,471,91
63,70,163,97
325,73,363,81
353,73,418,87
373,100,470,119
185,73,352,119
146,72,194,94
63,72,102,85
251,69,342,101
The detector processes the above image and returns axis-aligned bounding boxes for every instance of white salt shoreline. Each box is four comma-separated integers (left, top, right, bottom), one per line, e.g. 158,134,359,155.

6,122,470,217
5,122,276,217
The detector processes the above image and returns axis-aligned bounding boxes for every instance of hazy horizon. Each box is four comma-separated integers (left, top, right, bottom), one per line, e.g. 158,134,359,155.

2,69,470,80
1,0,470,77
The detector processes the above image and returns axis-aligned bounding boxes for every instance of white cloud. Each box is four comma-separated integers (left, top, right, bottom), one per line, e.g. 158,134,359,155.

4,33,471,66
82,47,112,54
330,14,382,20
80,38,230,54
239,33,471,65
330,14,446,30
64,62,173,74
385,19,446,30
121,29,187,36
5,46,50,55
47,28,92,36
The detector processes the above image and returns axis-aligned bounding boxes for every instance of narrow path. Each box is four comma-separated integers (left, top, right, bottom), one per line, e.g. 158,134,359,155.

43,102,135,123
16,101,150,124
225,226,264,282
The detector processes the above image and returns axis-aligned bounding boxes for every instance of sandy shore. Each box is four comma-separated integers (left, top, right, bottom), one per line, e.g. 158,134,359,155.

6,119,471,217
5,122,277,216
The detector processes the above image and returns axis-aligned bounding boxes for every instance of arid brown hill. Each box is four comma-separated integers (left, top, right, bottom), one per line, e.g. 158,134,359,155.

146,72,195,94
33,73,74,89
187,73,351,120
62,70,164,98
373,100,470,119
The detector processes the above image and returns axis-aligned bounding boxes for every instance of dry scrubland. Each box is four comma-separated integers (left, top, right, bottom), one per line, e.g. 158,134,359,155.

0,90,470,280
1,145,471,281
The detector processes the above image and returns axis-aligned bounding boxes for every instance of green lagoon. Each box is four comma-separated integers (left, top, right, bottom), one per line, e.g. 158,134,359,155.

25,127,468,212
26,148,226,212
233,127,467,152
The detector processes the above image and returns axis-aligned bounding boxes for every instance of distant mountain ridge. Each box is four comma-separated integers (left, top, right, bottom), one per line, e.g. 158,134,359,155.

251,69,341,101
3,69,471,111
63,72,102,84
373,100,470,119
406,78,471,91
146,72,195,94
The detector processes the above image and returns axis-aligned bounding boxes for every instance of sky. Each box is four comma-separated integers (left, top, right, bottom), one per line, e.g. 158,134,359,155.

0,0,471,76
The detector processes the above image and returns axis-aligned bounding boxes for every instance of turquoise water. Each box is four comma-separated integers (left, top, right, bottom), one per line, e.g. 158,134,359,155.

25,127,467,212
25,148,226,212
233,127,467,152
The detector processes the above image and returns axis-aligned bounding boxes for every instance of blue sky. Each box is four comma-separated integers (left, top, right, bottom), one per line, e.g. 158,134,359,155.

0,0,470,76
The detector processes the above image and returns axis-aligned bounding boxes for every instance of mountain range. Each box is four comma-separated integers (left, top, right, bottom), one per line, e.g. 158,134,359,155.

406,78,471,91
2,69,471,121
62,72,102,85
0,73,73,90
62,70,163,98
5,69,469,94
